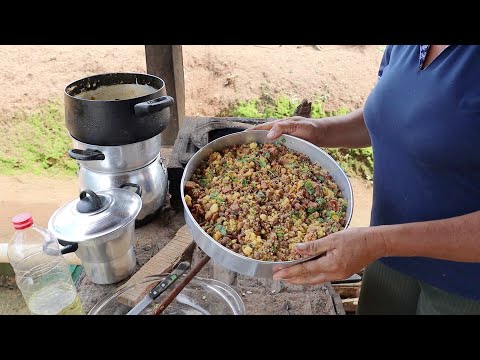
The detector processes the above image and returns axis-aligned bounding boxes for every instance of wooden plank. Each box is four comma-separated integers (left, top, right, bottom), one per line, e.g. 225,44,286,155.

117,225,194,308
331,290,346,315
145,45,186,146
342,298,359,313
332,282,362,299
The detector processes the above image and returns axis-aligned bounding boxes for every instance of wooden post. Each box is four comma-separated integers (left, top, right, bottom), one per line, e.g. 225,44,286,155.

145,45,185,146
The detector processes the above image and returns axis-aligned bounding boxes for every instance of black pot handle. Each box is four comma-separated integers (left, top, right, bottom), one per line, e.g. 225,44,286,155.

134,95,175,117
120,183,142,197
77,190,104,213
58,239,79,255
68,149,105,161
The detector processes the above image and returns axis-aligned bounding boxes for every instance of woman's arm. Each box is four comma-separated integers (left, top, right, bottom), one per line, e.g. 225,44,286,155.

250,107,372,149
319,107,372,148
273,211,480,284
375,210,480,262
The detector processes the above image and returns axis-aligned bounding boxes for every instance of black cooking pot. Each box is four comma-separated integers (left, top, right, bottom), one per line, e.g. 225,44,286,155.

64,73,175,146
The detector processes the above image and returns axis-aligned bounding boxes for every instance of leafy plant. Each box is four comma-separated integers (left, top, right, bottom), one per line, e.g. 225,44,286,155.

0,101,77,176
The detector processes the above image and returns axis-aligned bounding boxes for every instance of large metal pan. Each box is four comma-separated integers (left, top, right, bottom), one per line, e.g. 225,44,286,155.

181,130,354,278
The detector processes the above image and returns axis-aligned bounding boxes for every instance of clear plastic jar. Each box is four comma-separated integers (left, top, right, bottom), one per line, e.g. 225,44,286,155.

8,213,84,315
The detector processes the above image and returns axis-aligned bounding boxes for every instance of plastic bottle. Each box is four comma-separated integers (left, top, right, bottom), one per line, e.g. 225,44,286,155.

8,213,84,315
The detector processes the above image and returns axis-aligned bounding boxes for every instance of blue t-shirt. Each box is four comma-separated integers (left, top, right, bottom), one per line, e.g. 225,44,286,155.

363,45,480,301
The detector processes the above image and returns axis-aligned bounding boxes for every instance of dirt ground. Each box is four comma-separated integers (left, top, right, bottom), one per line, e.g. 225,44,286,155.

0,45,383,119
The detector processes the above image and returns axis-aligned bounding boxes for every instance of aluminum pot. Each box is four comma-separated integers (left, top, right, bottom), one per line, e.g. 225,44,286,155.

68,133,162,173
77,155,168,222
48,184,142,285
64,73,174,146
180,130,354,278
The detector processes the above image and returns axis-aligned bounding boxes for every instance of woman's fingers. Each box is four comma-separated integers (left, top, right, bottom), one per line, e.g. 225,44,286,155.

266,120,299,139
282,272,340,285
248,118,303,138
247,121,277,131
273,255,331,280
296,236,334,256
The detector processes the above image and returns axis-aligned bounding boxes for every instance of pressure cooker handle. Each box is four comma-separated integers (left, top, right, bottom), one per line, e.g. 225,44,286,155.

134,95,175,117
58,239,79,255
68,149,105,161
77,190,104,213
120,183,142,197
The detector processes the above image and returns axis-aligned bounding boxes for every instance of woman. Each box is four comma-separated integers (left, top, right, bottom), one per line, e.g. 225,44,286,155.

251,45,480,314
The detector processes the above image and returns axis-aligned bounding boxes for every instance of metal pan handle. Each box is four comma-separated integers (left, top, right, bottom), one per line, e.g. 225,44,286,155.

58,239,79,255
120,183,142,197
134,96,175,117
68,149,105,161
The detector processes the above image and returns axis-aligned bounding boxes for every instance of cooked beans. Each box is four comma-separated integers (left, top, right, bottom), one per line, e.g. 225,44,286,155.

185,142,347,262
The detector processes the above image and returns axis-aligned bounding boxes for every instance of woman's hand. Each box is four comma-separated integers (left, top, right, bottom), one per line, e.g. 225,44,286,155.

248,116,327,147
248,108,372,149
273,227,386,285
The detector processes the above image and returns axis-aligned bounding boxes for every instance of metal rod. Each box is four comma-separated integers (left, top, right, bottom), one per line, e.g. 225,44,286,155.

152,255,210,315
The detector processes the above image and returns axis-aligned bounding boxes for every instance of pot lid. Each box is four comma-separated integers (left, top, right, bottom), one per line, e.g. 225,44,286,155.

48,186,142,243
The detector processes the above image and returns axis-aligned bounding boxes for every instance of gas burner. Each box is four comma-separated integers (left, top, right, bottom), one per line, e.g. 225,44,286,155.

167,116,268,209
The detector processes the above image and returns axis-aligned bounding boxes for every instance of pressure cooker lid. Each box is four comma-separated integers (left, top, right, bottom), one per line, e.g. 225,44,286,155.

48,185,142,243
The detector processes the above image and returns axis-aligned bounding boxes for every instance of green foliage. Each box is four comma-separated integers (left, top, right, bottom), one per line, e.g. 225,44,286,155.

228,99,263,118
227,96,351,120
0,101,77,176
324,147,374,181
